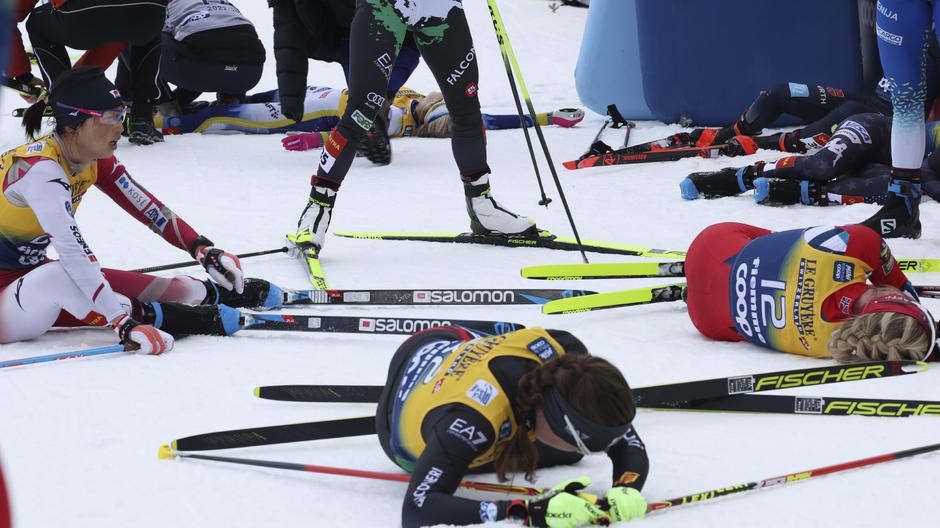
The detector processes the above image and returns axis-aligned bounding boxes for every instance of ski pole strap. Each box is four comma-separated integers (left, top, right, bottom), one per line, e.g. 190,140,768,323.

606,104,631,128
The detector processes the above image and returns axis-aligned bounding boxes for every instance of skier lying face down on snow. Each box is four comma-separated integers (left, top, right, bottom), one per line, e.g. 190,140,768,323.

0,66,285,356
375,325,649,528
685,222,937,362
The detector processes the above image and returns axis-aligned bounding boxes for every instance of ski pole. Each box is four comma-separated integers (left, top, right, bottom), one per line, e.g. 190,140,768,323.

0,344,126,370
159,445,544,495
131,247,288,273
486,0,589,264
647,440,940,512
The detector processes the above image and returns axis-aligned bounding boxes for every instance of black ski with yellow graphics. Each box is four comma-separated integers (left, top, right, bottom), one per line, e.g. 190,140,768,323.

333,230,686,258
255,361,926,404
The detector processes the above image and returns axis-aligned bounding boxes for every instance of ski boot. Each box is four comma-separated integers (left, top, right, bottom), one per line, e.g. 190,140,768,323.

859,171,922,239
547,108,585,127
203,278,284,311
124,105,164,146
680,164,760,200
290,186,337,253
753,178,827,205
133,300,241,336
463,168,537,236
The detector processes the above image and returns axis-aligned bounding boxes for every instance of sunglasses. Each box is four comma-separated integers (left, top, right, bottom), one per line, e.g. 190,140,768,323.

55,102,127,125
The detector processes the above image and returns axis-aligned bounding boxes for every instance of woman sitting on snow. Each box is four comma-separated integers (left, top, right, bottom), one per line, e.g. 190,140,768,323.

0,67,282,355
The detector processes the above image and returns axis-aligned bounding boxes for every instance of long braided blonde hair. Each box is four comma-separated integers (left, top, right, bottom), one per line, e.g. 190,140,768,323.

829,311,931,362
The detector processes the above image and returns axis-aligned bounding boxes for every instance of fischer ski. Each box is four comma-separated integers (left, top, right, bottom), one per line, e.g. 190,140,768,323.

298,248,329,290
651,393,940,417
171,416,376,451
522,261,686,280
240,313,523,336
254,361,925,404
541,283,687,314
524,259,938,281
280,288,596,306
333,230,686,258
897,258,940,273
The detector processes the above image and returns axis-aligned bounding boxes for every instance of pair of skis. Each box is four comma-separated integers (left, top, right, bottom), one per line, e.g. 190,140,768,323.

169,360,929,452
521,259,940,314
563,130,728,170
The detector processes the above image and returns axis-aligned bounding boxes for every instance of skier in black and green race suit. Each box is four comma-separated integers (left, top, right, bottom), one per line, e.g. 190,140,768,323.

375,326,649,528
288,0,538,256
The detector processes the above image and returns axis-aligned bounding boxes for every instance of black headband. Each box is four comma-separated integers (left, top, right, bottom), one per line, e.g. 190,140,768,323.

541,386,632,454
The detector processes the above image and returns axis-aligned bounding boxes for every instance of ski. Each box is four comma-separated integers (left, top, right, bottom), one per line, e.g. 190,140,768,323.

651,394,940,417
240,313,523,336
632,360,925,407
171,416,376,451
898,258,940,273
281,287,596,306
541,283,687,314
255,361,924,404
1,75,43,98
563,144,726,170
915,285,940,299
298,248,329,290
256,385,384,403
522,261,686,280
333,230,686,258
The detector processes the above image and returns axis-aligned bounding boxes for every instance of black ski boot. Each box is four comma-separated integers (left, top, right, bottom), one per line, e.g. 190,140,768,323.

132,300,242,336
202,278,284,310
859,172,922,239
752,178,827,205
680,164,760,200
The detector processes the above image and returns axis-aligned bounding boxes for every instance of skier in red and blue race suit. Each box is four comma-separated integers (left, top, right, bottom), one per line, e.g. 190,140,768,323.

685,223,937,362
0,67,283,354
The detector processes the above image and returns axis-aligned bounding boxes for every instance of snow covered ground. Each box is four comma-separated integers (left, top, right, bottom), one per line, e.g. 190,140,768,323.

3,1,940,527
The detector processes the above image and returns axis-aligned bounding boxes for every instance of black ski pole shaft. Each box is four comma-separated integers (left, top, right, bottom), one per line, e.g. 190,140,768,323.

647,440,940,512
131,247,288,273
487,0,589,264
495,42,551,207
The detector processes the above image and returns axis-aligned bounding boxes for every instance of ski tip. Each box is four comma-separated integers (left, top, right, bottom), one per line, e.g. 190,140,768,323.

562,160,577,170
158,444,176,460
253,387,261,398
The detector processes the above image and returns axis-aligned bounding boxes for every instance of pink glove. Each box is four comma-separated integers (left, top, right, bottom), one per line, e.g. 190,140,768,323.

282,132,324,152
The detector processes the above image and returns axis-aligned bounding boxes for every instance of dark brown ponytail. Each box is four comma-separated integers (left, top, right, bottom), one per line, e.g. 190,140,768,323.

493,354,634,482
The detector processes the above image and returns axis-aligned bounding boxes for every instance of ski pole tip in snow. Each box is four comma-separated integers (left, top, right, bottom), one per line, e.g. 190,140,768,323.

158,444,177,460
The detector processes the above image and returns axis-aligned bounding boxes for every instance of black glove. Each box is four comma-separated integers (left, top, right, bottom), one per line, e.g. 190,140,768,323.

280,95,304,123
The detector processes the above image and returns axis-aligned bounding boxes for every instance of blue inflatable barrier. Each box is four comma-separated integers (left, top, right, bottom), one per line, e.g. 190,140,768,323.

574,0,653,120
576,0,879,126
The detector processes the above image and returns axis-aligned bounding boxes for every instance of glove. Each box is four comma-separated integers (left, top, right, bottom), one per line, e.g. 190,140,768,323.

111,314,174,355
723,135,759,157
196,246,245,294
518,477,606,528
548,108,585,128
280,95,304,123
282,132,323,152
603,487,646,524
902,282,921,302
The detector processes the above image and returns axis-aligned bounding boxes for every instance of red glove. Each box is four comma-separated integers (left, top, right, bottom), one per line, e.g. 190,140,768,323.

282,132,324,152
111,315,174,355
